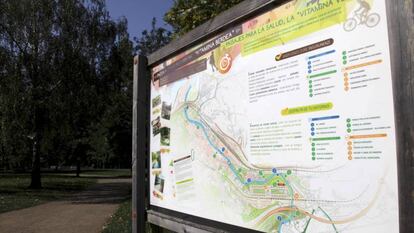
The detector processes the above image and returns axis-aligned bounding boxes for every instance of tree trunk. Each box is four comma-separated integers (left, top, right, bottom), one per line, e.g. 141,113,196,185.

76,156,81,177
29,139,41,189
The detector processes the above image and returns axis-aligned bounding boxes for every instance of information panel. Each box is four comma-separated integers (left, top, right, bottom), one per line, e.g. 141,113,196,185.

149,0,399,232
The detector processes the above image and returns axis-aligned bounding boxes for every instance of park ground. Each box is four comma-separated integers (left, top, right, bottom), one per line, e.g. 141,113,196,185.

0,170,132,233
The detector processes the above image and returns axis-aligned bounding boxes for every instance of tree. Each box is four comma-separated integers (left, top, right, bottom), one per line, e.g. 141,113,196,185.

164,0,244,36
0,0,135,185
134,18,172,56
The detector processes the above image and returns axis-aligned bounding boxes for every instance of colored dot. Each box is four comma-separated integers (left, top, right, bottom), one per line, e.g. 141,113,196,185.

342,51,347,55
347,123,351,127
344,77,349,82
272,168,277,174
347,129,352,133
309,80,313,84
308,70,312,74
344,72,349,77
348,156,353,160
308,65,312,69
342,56,347,60
312,157,316,161
247,178,252,183
312,152,316,156
309,89,313,93
312,147,316,151
308,61,311,65
345,87,349,91
348,146,353,150
311,132,315,136
309,94,313,97
348,151,353,156
287,170,292,175
222,147,225,152
347,119,351,122
343,61,347,65
311,123,315,127
277,216,282,221
348,141,352,145
311,127,315,131
309,85,313,88
259,171,263,176
312,143,315,146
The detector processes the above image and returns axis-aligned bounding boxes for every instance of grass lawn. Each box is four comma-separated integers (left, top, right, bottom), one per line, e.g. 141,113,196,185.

80,169,131,178
0,173,96,214
102,199,132,233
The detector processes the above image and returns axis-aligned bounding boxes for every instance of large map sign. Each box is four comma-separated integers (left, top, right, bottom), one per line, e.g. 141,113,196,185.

149,0,399,232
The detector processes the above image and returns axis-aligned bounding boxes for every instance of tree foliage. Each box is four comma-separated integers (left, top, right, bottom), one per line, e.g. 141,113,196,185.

164,0,244,36
0,0,133,186
134,18,172,56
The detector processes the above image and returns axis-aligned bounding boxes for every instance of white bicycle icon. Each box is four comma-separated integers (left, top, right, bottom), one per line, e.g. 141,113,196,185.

343,11,381,32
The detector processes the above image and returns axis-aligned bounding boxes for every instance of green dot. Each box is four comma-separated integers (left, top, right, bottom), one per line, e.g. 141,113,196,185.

309,89,313,93
312,157,316,161
309,80,313,84
347,129,352,133
342,51,347,55
287,170,292,175
347,123,351,127
309,94,313,97
312,148,315,151
259,171,263,175
342,56,347,60
343,61,347,65
312,152,316,156
347,119,351,122
309,85,313,88
312,143,315,146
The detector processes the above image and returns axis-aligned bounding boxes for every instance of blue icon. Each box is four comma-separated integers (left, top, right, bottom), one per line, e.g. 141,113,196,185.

272,168,277,174
311,132,315,136
308,70,312,74
311,123,315,127
247,178,252,183
277,216,282,221
311,127,315,131
308,61,311,65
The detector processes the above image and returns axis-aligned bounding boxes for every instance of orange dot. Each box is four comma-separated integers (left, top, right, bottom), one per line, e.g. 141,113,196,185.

345,87,349,91
344,73,349,77
347,141,352,146
348,146,352,150
294,193,300,199
344,77,349,82
348,156,353,160
344,82,349,87
348,151,353,155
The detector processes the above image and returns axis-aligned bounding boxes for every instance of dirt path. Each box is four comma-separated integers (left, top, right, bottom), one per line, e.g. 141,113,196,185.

0,178,131,233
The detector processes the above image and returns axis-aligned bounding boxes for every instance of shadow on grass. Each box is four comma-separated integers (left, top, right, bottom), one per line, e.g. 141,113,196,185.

0,173,96,214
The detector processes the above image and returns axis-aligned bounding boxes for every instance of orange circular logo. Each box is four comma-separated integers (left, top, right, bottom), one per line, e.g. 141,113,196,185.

219,53,232,74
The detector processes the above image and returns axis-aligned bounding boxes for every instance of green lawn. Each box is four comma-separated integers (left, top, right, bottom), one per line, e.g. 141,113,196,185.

80,169,131,178
102,199,132,233
0,173,96,214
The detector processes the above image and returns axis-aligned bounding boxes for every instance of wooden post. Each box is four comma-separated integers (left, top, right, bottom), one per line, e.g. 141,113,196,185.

386,1,414,232
132,55,150,233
